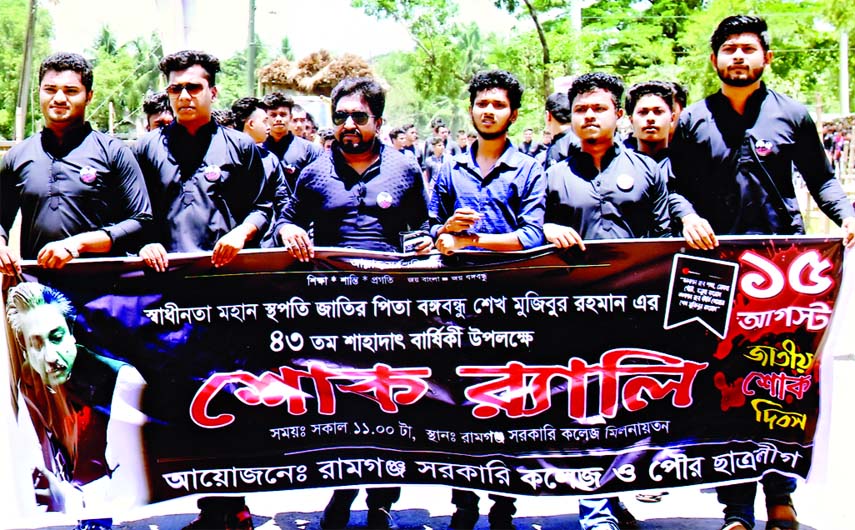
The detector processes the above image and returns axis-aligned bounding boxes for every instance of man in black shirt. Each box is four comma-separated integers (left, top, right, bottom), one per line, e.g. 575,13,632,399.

143,91,174,131
0,52,151,276
262,92,322,193
624,81,675,163
669,15,855,530
670,15,855,251
537,91,576,170
135,50,272,273
274,77,430,261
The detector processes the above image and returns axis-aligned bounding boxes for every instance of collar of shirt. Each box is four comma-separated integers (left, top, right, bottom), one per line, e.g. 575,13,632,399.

710,82,769,134
456,140,521,182
165,120,217,176
41,122,93,158
264,132,295,158
567,140,623,179
331,141,384,183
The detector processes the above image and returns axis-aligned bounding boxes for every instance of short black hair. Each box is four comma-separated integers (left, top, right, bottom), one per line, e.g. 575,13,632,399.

669,81,688,110
625,81,674,115
403,123,416,131
710,15,770,54
545,92,571,124
388,126,405,139
159,50,221,85
430,136,444,146
430,117,446,131
142,91,172,117
568,72,624,110
211,109,234,128
331,77,385,118
318,127,335,141
231,96,267,131
39,52,94,92
468,70,524,111
262,91,294,111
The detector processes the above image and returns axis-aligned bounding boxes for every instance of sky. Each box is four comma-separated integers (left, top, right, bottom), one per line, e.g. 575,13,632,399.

47,0,522,61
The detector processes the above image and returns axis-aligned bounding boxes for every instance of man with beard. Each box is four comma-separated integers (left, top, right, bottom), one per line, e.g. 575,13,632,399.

429,69,545,259
670,15,854,252
273,77,430,262
668,15,855,530
429,69,544,529
273,77,430,528
623,81,676,162
262,92,322,193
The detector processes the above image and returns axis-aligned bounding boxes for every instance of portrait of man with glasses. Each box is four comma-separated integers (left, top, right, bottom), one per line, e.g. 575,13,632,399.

273,76,433,263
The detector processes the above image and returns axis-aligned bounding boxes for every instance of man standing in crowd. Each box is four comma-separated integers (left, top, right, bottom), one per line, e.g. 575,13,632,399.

422,136,449,193
402,123,423,162
273,77,430,528
429,69,545,529
135,50,271,528
537,91,575,170
518,127,541,156
143,91,174,131
289,104,311,139
448,129,470,157
624,81,676,162
232,96,288,247
669,15,855,530
135,51,271,270
543,73,669,530
0,52,151,276
263,92,322,193
430,70,545,258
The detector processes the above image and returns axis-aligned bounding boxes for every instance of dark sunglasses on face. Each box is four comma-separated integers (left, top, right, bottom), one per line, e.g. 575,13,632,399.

332,111,373,126
166,83,205,96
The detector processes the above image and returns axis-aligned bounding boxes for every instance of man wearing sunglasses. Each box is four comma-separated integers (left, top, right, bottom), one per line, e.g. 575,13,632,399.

134,50,272,273
0,52,151,276
273,76,431,264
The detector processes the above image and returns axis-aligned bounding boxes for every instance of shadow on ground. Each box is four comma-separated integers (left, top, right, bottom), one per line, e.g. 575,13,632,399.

19,510,817,530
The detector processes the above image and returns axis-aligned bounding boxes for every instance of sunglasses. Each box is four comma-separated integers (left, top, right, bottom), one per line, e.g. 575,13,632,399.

332,111,374,126
166,83,206,96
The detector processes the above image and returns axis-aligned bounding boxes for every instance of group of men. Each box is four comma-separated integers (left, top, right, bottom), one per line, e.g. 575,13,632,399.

1,12,854,530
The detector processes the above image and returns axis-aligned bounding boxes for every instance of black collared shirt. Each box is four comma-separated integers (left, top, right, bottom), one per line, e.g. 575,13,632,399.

1,122,152,258
545,142,670,240
134,121,272,253
275,142,429,252
669,83,855,234
263,132,322,192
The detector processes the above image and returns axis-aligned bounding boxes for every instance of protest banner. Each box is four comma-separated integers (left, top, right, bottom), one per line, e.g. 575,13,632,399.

3,237,843,512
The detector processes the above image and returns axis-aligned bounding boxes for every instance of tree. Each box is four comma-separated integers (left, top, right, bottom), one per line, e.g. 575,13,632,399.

280,36,295,61
0,0,52,139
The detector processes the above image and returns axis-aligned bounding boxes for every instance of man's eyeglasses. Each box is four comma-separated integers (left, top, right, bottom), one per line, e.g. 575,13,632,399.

166,83,205,96
332,111,373,126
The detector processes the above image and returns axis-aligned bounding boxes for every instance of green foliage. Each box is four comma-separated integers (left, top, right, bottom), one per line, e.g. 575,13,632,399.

0,0,52,139
280,36,295,61
216,35,271,107
87,31,164,133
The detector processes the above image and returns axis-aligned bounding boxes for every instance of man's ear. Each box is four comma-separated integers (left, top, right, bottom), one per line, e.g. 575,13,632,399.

375,116,383,129
710,52,717,70
210,86,218,100
764,50,773,66
616,108,624,120
510,109,519,124
86,90,94,105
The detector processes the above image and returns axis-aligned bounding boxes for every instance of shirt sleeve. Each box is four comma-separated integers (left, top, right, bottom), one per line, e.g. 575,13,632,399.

647,161,671,238
428,161,454,238
0,149,20,244
104,142,153,252
237,143,274,231
665,122,699,222
792,113,855,224
512,161,546,249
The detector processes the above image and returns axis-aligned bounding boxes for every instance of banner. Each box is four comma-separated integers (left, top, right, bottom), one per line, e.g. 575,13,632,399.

3,237,843,512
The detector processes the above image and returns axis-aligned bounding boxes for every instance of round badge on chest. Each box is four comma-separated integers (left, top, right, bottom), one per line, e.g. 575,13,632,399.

755,139,773,157
377,191,393,209
79,166,98,184
616,173,634,191
203,165,222,182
